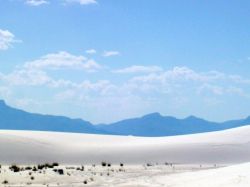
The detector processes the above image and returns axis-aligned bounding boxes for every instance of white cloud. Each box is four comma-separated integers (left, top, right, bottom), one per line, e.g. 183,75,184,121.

127,66,250,99
0,87,12,98
24,51,101,72
0,29,19,50
24,0,97,6
64,0,97,5
1,66,112,92
2,62,250,123
197,84,224,95
25,0,49,6
3,69,52,86
85,49,97,54
113,65,163,74
103,51,120,57
229,75,250,84
130,66,225,84
15,98,41,108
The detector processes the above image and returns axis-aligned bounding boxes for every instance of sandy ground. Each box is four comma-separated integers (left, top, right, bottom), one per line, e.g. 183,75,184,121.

0,163,249,187
0,163,223,186
0,126,250,186
0,126,250,165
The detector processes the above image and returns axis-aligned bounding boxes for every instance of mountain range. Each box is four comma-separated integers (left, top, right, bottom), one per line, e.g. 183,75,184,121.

0,99,250,137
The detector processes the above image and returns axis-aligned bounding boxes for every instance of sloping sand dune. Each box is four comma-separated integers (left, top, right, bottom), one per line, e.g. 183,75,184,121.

0,125,250,164
154,162,250,187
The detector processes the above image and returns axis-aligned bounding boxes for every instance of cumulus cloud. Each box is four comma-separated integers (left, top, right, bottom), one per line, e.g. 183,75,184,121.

2,69,52,86
1,62,250,123
24,51,101,72
25,0,49,6
85,49,97,54
130,66,225,84
127,66,250,100
64,0,97,5
113,65,163,74
0,87,12,98
0,29,19,50
103,51,120,57
197,84,224,95
24,0,98,6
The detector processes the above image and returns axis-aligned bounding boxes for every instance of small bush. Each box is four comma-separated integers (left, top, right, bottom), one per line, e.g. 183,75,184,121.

146,163,153,167
52,162,59,167
9,165,21,172
101,162,107,167
25,166,32,170
2,180,8,184
57,169,64,175
30,176,34,180
83,180,87,184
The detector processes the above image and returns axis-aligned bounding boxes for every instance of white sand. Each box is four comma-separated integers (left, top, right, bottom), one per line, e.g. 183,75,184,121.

0,125,250,165
154,162,250,187
0,126,250,186
0,163,249,186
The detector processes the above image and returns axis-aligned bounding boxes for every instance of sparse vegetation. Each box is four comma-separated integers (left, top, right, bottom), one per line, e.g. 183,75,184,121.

101,161,107,167
9,164,21,172
2,180,8,184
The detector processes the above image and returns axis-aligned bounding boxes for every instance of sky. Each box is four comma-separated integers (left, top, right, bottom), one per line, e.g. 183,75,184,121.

1,0,250,124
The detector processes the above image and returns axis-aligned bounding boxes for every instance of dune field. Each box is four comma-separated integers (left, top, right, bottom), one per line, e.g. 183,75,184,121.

0,126,250,186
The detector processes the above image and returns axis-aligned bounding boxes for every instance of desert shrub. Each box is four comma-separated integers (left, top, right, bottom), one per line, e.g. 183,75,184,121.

38,163,57,170
53,169,64,175
83,180,88,184
76,166,84,171
9,165,20,172
58,169,64,175
45,163,54,168
25,166,32,170
146,163,153,167
107,163,111,167
52,162,59,167
101,162,107,167
2,180,8,184
37,165,44,170
32,167,37,172
120,163,124,167
30,176,34,180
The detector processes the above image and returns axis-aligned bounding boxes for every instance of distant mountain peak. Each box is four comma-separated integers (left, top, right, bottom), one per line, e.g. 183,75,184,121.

0,100,7,107
185,115,200,120
244,116,250,121
142,112,162,118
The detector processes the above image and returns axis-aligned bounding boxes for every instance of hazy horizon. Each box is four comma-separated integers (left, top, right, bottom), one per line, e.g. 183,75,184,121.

1,0,250,123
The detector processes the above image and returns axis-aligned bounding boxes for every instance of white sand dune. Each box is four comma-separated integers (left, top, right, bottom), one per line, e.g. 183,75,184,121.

153,162,250,187
0,125,250,165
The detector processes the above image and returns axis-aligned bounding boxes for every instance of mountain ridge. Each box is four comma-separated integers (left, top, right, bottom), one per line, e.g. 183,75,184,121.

0,100,250,136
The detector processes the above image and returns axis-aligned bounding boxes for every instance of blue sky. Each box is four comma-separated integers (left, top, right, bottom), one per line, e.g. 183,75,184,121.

1,0,250,123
